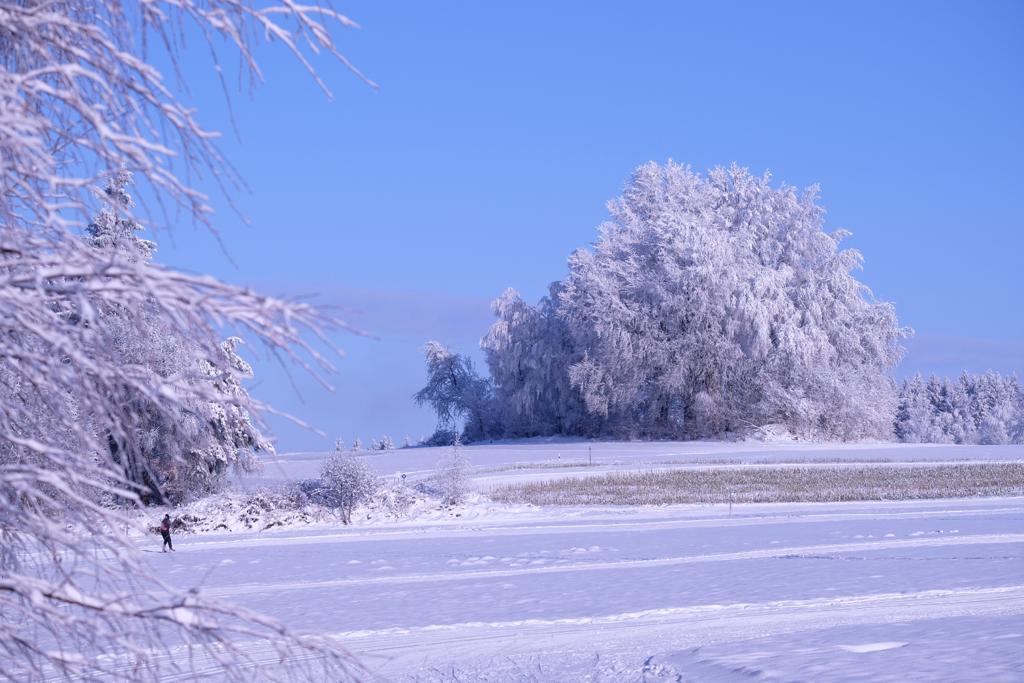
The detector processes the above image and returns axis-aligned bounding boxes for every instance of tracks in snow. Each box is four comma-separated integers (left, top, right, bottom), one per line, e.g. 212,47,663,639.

78,584,1024,682
199,533,1024,598
342,584,1024,676
167,501,1024,554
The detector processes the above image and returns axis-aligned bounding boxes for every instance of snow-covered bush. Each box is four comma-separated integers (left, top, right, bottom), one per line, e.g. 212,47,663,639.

436,441,471,506
422,428,459,447
320,452,380,524
297,478,334,506
172,484,325,533
351,437,363,452
172,478,442,533
371,435,395,451
368,480,420,518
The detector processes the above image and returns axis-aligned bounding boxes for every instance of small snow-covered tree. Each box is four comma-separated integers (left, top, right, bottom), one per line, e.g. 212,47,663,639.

320,451,379,524
895,375,935,442
193,337,272,482
86,170,157,261
436,438,470,506
414,341,499,441
351,437,363,452
970,372,1022,445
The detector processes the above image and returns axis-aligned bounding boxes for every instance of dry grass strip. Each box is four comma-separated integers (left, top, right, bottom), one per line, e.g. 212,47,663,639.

490,463,1024,506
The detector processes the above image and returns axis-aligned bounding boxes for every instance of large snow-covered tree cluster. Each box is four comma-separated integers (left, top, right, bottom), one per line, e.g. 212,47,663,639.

420,161,909,442
1,0,369,679
895,372,1024,445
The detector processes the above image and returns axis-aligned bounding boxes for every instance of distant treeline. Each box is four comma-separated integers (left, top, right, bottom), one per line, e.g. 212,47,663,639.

895,372,1023,445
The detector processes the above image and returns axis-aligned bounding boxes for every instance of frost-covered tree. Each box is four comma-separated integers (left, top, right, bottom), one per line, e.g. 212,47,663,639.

895,374,936,442
436,438,470,506
351,437,363,452
487,162,907,440
970,372,1022,445
414,341,499,441
0,0,372,678
320,450,378,524
85,173,270,503
86,170,157,261
482,287,589,436
193,337,272,486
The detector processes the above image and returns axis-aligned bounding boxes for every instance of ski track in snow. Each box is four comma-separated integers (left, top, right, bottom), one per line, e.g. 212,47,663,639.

55,585,1024,682
198,533,1024,598
169,501,1024,553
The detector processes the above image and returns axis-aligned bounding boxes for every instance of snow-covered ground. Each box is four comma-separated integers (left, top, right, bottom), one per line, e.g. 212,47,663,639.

250,439,1024,490
152,441,1023,681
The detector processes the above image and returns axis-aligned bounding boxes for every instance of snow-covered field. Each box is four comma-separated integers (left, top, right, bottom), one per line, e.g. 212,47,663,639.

152,441,1024,681
253,439,1024,489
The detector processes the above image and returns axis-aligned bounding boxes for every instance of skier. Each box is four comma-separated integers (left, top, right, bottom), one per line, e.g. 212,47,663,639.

159,513,174,552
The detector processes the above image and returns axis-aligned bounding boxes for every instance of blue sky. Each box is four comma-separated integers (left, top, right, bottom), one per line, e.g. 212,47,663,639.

155,1,1024,451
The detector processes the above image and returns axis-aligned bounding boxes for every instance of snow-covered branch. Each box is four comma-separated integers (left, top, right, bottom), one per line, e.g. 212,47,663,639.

2,0,373,678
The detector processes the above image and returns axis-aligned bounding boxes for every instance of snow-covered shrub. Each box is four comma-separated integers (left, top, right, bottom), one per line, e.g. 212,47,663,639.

297,479,332,506
367,480,420,519
371,435,395,451
737,423,798,442
320,452,379,524
351,437,363,452
436,442,470,506
422,428,458,447
172,484,324,533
